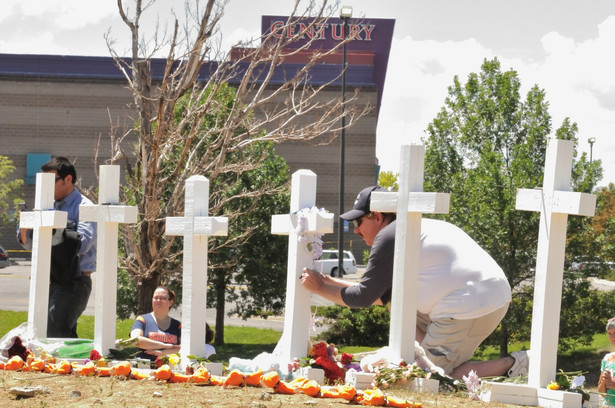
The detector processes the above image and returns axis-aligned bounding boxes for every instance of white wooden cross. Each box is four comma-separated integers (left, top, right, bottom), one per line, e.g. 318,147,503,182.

481,139,596,408
369,144,450,364
271,169,333,365
166,175,228,367
20,173,68,339
80,165,137,354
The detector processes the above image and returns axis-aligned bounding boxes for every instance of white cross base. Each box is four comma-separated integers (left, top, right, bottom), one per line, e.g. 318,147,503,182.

481,139,596,408
369,144,449,365
165,175,228,368
271,169,333,366
80,165,137,354
20,172,68,339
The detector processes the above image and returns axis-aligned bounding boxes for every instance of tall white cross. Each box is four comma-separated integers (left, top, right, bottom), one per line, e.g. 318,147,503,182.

271,169,333,364
20,173,68,339
481,139,596,408
370,144,450,364
516,139,596,388
80,165,137,354
166,175,228,366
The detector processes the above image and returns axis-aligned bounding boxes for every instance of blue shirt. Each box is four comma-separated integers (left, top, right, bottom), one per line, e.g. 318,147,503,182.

18,188,97,276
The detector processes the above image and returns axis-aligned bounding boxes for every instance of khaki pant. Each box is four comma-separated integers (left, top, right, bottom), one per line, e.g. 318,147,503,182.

416,303,510,375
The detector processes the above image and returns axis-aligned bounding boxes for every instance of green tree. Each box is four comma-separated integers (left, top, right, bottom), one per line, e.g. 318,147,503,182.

378,170,398,191
423,58,607,355
0,155,24,226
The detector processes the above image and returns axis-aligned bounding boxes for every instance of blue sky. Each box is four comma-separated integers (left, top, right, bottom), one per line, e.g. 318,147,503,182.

2,0,614,186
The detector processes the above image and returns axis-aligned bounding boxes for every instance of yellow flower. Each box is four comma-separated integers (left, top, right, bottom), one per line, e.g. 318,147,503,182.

547,381,560,390
168,354,180,365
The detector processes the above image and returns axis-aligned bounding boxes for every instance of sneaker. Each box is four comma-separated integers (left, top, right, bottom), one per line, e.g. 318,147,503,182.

508,350,529,377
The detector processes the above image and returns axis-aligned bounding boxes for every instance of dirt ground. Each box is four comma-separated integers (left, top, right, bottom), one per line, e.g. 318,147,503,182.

0,369,541,408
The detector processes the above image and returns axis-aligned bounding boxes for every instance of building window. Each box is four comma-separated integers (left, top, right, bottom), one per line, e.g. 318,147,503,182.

26,153,51,185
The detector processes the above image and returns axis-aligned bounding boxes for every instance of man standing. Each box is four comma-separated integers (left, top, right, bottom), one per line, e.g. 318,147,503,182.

18,157,97,338
301,185,528,379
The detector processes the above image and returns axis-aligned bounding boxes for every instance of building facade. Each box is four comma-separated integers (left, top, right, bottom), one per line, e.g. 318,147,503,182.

0,16,395,262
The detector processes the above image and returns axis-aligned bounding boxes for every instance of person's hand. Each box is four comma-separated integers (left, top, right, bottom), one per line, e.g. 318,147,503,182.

301,268,325,293
145,349,164,356
600,370,615,390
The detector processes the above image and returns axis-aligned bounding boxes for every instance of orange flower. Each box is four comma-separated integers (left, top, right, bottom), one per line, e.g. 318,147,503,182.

153,364,172,381
110,361,131,377
244,368,263,387
261,371,280,388
298,379,321,397
223,369,245,388
547,381,560,390
75,361,96,376
4,355,24,371
209,375,226,386
52,360,72,375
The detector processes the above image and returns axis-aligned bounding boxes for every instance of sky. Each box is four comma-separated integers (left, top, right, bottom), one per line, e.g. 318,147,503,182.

2,0,614,186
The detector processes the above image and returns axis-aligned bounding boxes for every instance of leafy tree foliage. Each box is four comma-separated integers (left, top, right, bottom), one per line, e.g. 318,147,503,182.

106,0,368,317
317,305,390,347
0,155,24,227
422,58,608,355
378,170,398,191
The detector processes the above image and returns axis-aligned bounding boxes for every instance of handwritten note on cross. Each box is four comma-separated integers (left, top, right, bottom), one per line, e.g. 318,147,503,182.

80,165,137,354
166,175,228,366
271,170,333,364
370,144,450,364
20,173,68,339
516,139,596,389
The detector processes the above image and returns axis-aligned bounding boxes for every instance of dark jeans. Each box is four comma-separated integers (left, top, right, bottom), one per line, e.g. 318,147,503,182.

47,276,92,338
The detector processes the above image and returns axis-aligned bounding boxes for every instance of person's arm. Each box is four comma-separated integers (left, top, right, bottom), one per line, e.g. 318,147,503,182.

301,268,384,306
130,328,180,354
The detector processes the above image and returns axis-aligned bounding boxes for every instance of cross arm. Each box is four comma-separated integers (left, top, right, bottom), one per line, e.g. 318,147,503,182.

371,192,450,214
166,216,229,236
19,210,68,229
271,212,334,236
80,205,138,224
516,188,596,217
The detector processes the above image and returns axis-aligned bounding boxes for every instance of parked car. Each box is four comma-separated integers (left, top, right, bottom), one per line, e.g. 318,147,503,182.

314,249,357,277
570,260,615,278
0,245,9,268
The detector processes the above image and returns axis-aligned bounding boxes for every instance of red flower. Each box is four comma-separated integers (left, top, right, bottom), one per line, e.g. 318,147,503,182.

341,353,353,365
154,356,164,368
89,350,101,361
8,336,30,362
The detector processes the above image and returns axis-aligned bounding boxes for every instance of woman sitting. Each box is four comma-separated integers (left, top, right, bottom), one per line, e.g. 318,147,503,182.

130,285,181,360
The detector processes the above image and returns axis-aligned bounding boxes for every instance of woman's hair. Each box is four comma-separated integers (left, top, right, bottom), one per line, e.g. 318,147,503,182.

206,323,215,344
606,317,615,331
154,285,176,303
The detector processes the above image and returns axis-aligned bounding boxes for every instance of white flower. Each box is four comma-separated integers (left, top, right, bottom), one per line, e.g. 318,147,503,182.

294,206,328,263
570,375,585,389
462,370,481,400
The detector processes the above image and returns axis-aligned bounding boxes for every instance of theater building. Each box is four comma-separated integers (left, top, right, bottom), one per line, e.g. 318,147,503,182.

0,16,394,261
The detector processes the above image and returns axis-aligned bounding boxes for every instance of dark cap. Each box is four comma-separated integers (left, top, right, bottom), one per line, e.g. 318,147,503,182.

340,186,387,221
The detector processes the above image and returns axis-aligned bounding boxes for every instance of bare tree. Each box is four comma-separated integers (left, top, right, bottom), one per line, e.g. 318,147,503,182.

103,0,370,319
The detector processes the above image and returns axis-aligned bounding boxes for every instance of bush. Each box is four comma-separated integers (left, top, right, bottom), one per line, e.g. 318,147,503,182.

315,305,390,347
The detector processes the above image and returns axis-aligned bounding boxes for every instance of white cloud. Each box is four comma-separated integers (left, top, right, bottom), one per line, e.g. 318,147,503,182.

377,16,615,186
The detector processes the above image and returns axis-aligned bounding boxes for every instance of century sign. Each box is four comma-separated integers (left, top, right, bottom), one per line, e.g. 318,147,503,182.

268,20,376,42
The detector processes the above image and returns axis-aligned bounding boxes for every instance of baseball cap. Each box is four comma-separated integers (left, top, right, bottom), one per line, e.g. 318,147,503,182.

340,186,387,221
